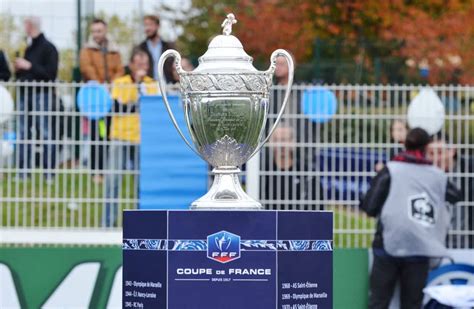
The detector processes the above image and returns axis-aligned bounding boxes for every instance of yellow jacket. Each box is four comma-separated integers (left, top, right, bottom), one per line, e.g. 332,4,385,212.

110,75,158,143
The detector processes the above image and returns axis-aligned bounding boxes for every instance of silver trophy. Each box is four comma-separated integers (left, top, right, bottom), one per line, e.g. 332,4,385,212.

157,13,294,209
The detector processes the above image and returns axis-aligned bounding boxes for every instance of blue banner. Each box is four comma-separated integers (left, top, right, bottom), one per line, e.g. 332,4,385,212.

123,210,333,308
139,95,208,209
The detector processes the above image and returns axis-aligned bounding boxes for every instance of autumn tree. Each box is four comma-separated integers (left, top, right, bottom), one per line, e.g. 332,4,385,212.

380,0,474,84
174,0,238,63
179,0,474,84
177,0,399,81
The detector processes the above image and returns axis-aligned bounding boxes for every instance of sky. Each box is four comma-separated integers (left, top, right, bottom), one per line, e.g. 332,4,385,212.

0,0,190,49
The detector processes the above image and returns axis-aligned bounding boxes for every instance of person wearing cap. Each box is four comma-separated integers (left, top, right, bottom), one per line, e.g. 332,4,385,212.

360,128,461,309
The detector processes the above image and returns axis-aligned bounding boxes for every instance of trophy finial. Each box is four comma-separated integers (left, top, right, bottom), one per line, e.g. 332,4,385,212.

221,13,237,35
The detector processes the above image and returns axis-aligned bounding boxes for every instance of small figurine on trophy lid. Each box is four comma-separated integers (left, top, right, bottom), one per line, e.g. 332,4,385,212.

221,13,237,35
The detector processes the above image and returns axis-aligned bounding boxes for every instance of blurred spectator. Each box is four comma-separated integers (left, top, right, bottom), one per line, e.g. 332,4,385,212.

80,18,124,183
272,54,315,143
171,57,194,82
261,124,323,210
271,55,294,119
79,18,124,83
137,15,176,82
428,137,473,248
375,119,408,172
275,55,290,86
15,16,58,182
0,50,11,81
361,128,461,309
389,119,408,156
103,48,158,227
262,55,321,209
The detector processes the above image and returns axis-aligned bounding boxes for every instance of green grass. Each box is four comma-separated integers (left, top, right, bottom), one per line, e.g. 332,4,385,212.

1,170,376,248
332,206,376,248
0,170,137,228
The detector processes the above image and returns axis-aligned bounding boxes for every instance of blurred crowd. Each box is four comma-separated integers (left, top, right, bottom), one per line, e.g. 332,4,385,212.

0,14,473,308
0,15,194,226
0,16,472,239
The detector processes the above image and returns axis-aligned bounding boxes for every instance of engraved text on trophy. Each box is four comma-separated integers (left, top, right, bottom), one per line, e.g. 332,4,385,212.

186,95,267,167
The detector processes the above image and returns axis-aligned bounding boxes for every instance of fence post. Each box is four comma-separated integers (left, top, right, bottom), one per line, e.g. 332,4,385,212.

246,152,260,201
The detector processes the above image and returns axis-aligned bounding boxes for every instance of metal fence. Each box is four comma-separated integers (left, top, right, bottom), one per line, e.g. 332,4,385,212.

0,82,472,249
258,84,473,249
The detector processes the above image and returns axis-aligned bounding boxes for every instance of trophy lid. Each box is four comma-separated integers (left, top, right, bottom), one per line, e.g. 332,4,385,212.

194,13,257,73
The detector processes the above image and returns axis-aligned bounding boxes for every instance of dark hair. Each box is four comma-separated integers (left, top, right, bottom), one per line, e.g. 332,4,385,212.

433,132,451,143
405,128,431,151
390,119,408,132
432,132,459,160
144,15,160,25
91,18,107,26
129,47,149,63
389,119,408,142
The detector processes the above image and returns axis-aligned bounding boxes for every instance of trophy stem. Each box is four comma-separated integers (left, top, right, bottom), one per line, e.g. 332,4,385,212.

191,167,263,210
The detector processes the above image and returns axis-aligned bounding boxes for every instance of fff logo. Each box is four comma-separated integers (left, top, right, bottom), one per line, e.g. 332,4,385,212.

207,230,241,263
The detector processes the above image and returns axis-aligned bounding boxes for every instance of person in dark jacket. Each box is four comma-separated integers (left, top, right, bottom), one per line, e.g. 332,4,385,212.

428,136,473,248
14,16,58,182
360,128,461,309
0,50,11,81
137,15,176,83
375,119,408,172
261,125,324,210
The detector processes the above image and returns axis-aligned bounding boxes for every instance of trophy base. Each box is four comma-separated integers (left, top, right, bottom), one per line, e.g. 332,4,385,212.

191,167,262,210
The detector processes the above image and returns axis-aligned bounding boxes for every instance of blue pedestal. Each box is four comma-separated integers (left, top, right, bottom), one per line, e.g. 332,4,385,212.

123,210,333,309
139,95,208,209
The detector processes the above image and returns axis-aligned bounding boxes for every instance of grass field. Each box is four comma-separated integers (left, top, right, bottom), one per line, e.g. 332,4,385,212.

332,208,375,248
0,171,137,228
1,175,375,248
1,169,375,247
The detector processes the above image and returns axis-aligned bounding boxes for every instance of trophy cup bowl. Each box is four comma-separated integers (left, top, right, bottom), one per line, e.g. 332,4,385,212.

157,13,294,209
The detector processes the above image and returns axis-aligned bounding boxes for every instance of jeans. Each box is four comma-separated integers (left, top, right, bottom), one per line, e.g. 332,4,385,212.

102,141,139,227
17,89,56,177
369,249,430,309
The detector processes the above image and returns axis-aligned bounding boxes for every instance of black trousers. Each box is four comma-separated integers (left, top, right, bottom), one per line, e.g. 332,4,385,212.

369,252,430,309
89,118,110,172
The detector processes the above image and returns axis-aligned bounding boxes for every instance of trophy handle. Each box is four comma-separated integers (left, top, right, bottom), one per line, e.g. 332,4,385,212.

249,49,294,159
157,49,202,158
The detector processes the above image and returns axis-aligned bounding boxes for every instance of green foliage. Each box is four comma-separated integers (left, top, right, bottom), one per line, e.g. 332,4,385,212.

58,49,75,82
0,13,21,71
175,0,238,61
